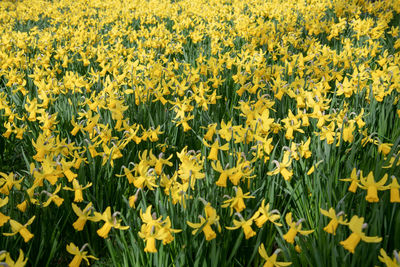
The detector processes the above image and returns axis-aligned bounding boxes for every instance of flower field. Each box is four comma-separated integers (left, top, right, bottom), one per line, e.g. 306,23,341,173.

0,0,400,266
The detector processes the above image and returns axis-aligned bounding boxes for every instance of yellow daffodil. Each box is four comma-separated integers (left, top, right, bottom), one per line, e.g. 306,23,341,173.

378,143,392,156
268,152,293,181
281,110,304,140
138,205,181,252
128,189,141,208
70,117,85,136
218,120,234,142
42,184,64,207
283,213,314,244
132,161,158,190
0,196,10,227
339,215,382,254
359,172,389,202
258,244,291,267
150,152,173,175
60,158,78,182
0,172,23,195
64,179,92,202
187,201,220,241
298,138,312,159
342,121,355,143
204,139,229,161
177,147,205,189
225,212,257,239
35,156,64,185
25,97,38,122
71,202,100,231
317,121,336,145
95,207,129,238
222,186,254,215
378,248,400,267
66,243,98,267
320,208,348,235
253,199,282,228
0,249,28,267
3,216,35,242
211,161,235,187
340,168,359,193
203,123,218,141
388,176,400,203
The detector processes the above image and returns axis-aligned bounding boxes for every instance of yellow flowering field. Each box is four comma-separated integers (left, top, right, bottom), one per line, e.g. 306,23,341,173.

0,0,400,266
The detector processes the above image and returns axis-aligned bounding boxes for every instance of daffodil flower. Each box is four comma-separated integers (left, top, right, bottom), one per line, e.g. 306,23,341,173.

177,147,205,189
72,150,88,169
128,189,141,208
320,208,348,235
281,110,304,140
60,158,78,182
339,215,382,253
228,153,256,185
138,206,181,252
66,243,98,267
25,97,38,122
17,200,28,213
95,207,129,238
298,138,312,159
0,197,10,227
317,121,336,145
268,152,293,181
70,117,85,136
0,249,28,267
283,213,314,244
340,168,359,193
138,226,160,253
203,138,229,161
83,113,100,133
307,160,323,175
358,172,389,202
139,205,163,232
258,244,291,267
225,212,257,239
42,184,64,207
35,156,63,185
2,122,12,139
133,162,158,190
162,175,191,207
0,172,23,195
71,202,100,231
218,120,233,141
203,123,218,141
378,248,400,267
187,201,220,241
31,133,53,162
222,186,254,215
341,121,356,143
336,77,354,98
64,179,92,202
3,216,35,242
388,176,400,203
211,161,235,187
162,216,182,243
255,109,275,135
117,165,135,184
253,199,282,228
149,152,173,175
378,143,392,156
187,216,216,241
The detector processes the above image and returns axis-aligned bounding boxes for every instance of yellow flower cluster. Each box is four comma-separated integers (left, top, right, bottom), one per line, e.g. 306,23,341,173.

0,0,399,265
